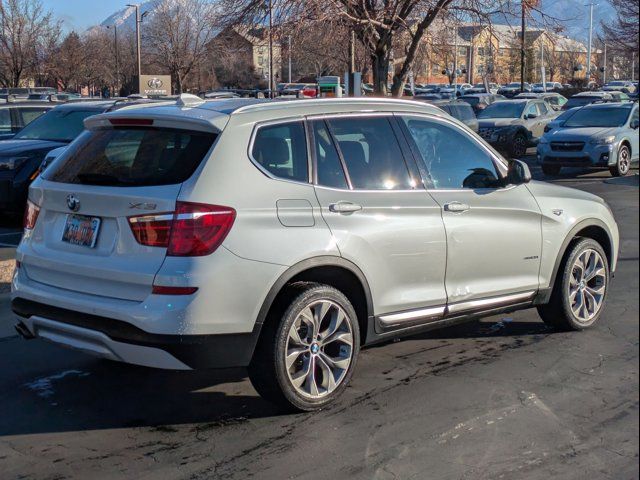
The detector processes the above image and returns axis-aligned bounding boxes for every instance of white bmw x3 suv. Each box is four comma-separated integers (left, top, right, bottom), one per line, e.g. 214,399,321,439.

12,95,619,410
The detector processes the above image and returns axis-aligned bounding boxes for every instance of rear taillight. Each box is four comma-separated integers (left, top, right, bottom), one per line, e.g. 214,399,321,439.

23,200,40,230
128,202,236,257
128,213,173,247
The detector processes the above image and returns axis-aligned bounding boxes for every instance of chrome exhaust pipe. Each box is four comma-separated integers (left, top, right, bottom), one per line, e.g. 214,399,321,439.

15,322,35,339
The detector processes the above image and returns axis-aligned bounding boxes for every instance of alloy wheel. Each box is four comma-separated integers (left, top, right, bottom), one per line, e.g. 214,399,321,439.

512,135,526,157
285,300,354,399
618,147,630,175
568,249,607,323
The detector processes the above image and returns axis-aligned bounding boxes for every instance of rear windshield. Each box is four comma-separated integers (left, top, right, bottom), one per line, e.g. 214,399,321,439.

45,127,217,186
565,97,601,109
14,108,98,142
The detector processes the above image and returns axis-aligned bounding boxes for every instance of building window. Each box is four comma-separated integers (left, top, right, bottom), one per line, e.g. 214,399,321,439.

478,47,485,57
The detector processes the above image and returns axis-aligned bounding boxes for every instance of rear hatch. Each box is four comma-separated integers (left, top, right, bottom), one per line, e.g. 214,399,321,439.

23,121,219,301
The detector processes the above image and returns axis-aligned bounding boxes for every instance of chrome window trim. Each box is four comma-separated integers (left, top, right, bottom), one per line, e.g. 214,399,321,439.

247,117,313,186
308,112,421,192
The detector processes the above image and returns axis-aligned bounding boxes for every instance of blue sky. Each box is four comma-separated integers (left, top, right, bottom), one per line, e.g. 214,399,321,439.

41,0,132,31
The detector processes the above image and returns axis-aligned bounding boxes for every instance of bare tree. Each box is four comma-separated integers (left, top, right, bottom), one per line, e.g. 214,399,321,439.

222,0,510,97
144,0,220,93
0,0,60,87
601,0,639,53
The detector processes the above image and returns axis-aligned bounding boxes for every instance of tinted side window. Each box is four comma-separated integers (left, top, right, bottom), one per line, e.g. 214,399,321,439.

402,117,501,189
524,103,538,117
0,109,11,133
537,102,549,115
327,116,413,190
19,108,48,126
456,104,475,121
251,121,308,182
311,120,348,189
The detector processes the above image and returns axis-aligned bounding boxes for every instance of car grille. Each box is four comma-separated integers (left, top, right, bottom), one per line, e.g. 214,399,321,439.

550,141,585,152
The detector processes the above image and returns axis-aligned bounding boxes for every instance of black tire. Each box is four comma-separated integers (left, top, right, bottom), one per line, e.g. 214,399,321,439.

609,144,631,177
510,133,528,158
538,238,610,331
248,283,360,411
542,163,561,176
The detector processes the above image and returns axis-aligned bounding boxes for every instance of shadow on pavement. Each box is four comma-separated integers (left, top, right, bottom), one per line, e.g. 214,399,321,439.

0,317,554,437
605,175,639,187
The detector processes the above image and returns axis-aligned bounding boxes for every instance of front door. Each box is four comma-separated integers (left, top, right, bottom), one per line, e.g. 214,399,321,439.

309,114,448,324
399,114,543,309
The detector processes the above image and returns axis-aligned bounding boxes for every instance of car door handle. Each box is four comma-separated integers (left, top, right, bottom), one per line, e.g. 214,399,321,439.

329,202,362,214
444,202,470,213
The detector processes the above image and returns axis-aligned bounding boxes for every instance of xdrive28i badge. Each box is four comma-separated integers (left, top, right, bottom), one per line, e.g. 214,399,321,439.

66,194,80,212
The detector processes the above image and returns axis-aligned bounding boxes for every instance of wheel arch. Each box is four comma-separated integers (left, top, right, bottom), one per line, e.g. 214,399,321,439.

543,219,615,302
255,256,374,346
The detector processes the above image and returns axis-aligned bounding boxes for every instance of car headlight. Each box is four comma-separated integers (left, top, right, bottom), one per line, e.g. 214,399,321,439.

0,157,29,171
590,135,616,145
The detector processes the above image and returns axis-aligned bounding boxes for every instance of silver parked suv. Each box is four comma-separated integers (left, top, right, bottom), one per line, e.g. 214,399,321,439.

12,96,619,411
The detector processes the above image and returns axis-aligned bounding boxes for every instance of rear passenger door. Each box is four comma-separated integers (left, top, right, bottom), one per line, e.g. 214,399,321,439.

310,114,448,325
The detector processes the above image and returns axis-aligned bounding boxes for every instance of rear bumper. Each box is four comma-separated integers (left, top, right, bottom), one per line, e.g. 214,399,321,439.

12,297,261,369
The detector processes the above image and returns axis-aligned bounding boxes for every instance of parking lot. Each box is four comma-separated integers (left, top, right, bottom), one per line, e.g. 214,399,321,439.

1,156,637,479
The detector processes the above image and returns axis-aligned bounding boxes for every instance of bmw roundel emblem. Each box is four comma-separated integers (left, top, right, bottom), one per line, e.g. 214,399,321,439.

67,194,80,212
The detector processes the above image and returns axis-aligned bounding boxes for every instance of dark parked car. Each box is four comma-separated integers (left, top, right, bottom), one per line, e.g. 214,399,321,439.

0,102,52,140
563,92,614,110
459,93,506,114
497,82,532,97
0,99,153,215
476,99,558,157
425,100,479,132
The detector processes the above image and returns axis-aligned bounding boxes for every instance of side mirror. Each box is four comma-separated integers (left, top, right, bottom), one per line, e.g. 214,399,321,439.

525,113,538,120
506,159,532,185
630,119,639,130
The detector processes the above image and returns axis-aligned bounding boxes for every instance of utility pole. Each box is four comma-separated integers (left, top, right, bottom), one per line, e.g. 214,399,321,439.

586,2,595,86
126,4,142,93
268,0,273,98
540,41,546,91
520,1,526,92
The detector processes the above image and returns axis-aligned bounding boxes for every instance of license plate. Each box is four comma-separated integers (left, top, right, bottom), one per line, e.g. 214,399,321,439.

62,214,101,248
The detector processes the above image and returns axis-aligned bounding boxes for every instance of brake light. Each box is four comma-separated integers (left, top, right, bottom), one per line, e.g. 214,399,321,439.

128,202,236,257
23,200,40,230
168,202,236,256
109,118,154,126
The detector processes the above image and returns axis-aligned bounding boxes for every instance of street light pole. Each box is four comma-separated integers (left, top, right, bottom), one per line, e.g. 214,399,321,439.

288,34,292,84
520,0,526,92
586,2,595,85
603,43,607,84
106,25,119,96
127,4,142,93
268,0,273,98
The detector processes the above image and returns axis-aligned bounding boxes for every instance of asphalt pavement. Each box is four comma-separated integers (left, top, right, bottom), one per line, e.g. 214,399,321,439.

1,161,638,480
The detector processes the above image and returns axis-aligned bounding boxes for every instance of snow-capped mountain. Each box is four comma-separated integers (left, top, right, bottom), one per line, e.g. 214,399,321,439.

99,0,160,30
